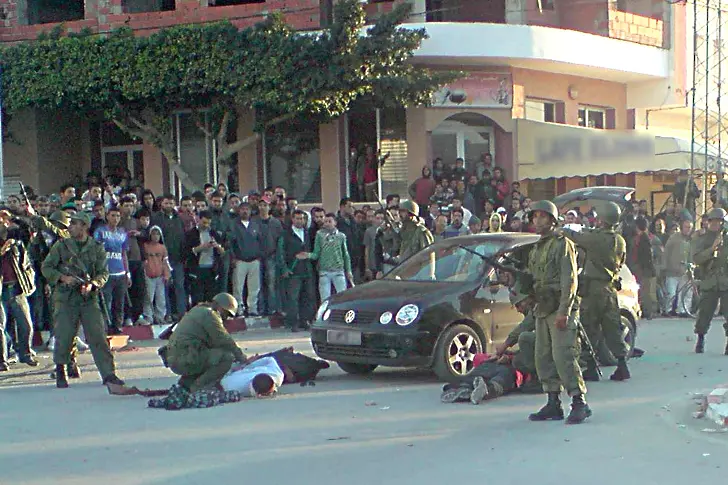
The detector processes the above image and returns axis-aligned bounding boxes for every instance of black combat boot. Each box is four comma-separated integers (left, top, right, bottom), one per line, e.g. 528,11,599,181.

67,359,82,379
724,338,728,356
695,334,705,354
609,357,631,381
528,392,564,421
102,374,125,386
566,394,592,424
55,364,69,389
582,364,600,382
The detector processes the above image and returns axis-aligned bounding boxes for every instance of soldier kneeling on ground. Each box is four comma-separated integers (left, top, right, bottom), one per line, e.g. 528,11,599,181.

161,293,247,392
441,283,541,404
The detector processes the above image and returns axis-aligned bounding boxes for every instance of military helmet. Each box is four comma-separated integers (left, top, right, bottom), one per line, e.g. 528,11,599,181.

399,199,420,217
509,284,530,306
49,210,71,229
706,207,727,221
529,200,559,222
212,292,238,318
597,201,622,226
69,212,91,226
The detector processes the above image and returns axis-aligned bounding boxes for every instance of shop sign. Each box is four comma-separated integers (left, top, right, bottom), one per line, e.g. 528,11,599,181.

432,73,513,109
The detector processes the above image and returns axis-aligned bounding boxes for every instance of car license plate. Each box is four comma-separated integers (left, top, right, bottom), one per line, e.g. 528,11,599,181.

327,330,362,346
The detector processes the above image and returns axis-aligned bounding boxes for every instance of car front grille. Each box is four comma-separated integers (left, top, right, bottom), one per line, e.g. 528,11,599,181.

313,343,392,359
328,309,379,325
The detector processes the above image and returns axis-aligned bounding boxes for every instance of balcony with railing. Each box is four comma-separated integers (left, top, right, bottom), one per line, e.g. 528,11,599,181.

0,0,321,43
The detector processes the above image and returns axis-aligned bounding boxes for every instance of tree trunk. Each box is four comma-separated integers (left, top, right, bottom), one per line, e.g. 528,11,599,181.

112,116,203,195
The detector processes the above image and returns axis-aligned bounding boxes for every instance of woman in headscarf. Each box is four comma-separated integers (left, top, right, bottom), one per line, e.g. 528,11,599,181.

488,212,504,233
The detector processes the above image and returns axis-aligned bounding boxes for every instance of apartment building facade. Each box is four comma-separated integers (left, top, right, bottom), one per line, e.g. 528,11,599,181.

0,0,696,212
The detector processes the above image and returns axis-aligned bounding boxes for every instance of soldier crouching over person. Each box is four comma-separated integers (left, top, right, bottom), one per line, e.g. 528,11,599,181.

41,212,125,389
440,282,540,405
162,293,247,392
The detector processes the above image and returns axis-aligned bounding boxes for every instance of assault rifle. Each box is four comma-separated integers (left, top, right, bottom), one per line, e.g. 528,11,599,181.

457,245,601,377
374,189,399,233
18,182,31,208
457,245,534,291
61,264,113,330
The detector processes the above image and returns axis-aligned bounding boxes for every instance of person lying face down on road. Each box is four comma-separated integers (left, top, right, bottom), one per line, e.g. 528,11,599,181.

221,347,331,397
441,282,541,405
162,292,247,393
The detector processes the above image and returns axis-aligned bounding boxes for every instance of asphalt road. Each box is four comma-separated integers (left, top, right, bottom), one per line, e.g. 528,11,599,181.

1,317,727,485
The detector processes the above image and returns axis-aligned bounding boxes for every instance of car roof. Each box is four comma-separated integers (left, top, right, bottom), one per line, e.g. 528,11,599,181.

434,232,541,251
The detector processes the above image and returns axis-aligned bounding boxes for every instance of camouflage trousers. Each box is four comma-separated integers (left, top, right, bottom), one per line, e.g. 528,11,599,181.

535,312,587,396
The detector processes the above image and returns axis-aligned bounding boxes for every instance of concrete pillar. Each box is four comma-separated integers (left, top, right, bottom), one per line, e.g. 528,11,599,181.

405,0,427,22
406,106,428,184
236,111,259,195
319,121,343,210
143,142,164,195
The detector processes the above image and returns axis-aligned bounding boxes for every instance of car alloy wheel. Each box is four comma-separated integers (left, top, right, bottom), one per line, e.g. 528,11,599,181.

446,329,481,376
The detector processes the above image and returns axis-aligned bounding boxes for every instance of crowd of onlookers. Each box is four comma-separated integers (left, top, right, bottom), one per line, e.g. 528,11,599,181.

0,153,710,367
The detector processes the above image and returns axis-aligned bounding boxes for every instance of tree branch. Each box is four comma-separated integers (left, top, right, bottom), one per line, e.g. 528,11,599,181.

192,107,213,138
215,112,297,165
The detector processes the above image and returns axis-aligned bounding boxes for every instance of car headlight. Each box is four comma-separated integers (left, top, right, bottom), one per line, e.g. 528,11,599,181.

379,311,393,325
316,300,329,321
395,304,419,326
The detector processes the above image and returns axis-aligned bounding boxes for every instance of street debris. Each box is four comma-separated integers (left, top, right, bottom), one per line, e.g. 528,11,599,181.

327,437,351,441
380,406,390,410
693,411,706,419
677,424,686,428
365,401,377,406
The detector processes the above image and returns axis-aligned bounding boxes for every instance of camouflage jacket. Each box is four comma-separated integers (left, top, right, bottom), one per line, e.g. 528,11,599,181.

562,227,625,283
505,311,535,347
691,230,728,291
398,220,434,262
527,232,578,318
167,305,246,362
41,237,109,296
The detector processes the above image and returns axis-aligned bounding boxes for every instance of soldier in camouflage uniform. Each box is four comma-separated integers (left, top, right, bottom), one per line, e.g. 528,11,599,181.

496,281,537,376
557,201,631,381
526,200,590,424
390,200,433,265
41,212,124,389
691,207,728,354
164,293,247,392
379,206,402,274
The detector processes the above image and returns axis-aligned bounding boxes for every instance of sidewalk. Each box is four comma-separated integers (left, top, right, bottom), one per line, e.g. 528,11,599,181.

32,315,285,349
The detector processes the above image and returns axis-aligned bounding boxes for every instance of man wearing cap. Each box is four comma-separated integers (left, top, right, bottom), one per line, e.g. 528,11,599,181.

691,207,728,354
163,292,248,392
41,212,125,388
392,200,433,265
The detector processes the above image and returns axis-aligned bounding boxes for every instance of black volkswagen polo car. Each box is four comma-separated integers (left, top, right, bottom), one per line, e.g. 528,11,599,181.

310,233,543,380
310,186,642,381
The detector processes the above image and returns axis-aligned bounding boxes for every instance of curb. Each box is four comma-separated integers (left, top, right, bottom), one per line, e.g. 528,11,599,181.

31,315,285,347
700,384,728,428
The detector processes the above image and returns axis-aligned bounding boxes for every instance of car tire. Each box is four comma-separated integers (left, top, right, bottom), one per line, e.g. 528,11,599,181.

337,362,378,375
432,324,483,381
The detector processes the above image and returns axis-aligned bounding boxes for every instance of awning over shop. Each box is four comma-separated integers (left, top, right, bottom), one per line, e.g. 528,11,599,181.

515,119,725,180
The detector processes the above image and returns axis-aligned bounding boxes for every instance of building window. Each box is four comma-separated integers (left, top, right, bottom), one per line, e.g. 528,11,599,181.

27,0,84,25
431,112,496,170
525,99,556,122
265,118,321,203
379,107,409,199
209,0,265,6
122,0,176,13
540,0,555,11
578,106,606,129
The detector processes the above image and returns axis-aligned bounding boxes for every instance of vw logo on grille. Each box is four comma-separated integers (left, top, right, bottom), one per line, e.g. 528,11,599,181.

344,310,356,323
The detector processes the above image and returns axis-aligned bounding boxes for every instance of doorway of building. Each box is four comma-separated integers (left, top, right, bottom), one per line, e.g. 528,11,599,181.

102,147,144,184
431,112,496,171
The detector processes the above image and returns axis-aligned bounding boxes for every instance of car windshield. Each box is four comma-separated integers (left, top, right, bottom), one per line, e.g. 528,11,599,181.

384,240,506,282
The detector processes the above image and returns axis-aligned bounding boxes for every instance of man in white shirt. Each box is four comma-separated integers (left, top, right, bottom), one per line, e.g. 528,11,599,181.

220,356,284,397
